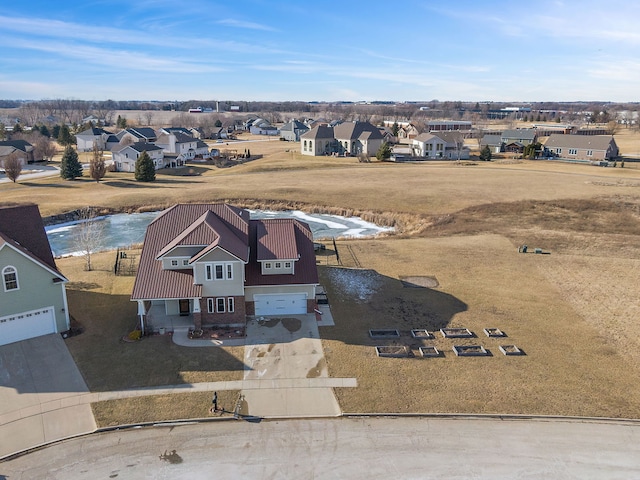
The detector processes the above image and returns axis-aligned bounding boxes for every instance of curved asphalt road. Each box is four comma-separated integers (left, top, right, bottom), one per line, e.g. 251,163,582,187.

2,416,640,479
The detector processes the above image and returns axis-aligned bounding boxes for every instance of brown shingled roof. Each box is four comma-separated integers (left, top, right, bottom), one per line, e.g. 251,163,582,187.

0,204,64,278
245,219,318,287
255,219,299,261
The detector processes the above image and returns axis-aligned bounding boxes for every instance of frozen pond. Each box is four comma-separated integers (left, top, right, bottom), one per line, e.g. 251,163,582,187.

46,209,394,257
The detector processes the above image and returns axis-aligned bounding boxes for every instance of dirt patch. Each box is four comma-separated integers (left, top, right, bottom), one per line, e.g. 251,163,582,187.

306,358,327,378
281,317,302,333
400,276,439,288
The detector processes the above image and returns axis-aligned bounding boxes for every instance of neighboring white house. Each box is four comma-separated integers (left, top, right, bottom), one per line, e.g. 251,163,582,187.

155,132,198,163
249,118,279,136
75,127,112,152
411,132,469,159
112,143,165,172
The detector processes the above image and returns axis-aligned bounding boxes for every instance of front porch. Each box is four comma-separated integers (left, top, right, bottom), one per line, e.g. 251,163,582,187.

145,304,194,333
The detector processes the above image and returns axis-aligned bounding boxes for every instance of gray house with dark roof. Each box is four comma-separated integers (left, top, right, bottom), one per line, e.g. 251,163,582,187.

300,121,383,156
0,204,69,346
280,120,310,142
131,204,319,333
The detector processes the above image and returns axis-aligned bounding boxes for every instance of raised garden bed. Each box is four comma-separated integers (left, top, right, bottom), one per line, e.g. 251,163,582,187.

419,346,442,357
375,345,410,358
483,328,506,337
499,345,524,356
441,328,473,338
369,329,400,339
411,329,434,339
453,345,490,357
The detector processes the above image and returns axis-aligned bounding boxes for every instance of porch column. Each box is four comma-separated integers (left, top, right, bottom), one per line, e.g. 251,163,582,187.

193,298,202,330
137,300,146,335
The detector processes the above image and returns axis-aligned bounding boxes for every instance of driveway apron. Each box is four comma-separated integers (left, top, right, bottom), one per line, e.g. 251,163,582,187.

242,315,341,418
0,334,96,458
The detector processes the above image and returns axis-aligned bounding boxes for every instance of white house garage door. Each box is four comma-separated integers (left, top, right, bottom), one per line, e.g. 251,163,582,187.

0,307,56,346
254,293,307,316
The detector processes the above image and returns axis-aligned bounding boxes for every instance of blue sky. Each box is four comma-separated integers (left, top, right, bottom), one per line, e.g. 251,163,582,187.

1,0,639,102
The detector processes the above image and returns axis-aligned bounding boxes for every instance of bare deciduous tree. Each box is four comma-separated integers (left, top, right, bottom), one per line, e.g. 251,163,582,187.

74,207,105,271
3,152,23,182
89,142,106,182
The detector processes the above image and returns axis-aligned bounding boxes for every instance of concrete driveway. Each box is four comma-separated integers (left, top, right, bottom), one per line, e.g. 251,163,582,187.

242,315,342,418
0,334,96,458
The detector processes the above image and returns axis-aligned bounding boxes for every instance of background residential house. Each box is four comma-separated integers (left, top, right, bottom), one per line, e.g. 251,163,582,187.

117,127,157,145
411,132,470,159
0,140,34,167
75,127,112,152
544,134,619,162
300,125,335,156
480,134,504,153
112,143,164,172
0,204,70,346
155,131,198,164
131,204,319,333
280,119,310,142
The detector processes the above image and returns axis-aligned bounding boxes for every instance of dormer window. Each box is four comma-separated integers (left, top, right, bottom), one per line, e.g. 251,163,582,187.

3,266,18,291
171,260,178,266
265,262,272,269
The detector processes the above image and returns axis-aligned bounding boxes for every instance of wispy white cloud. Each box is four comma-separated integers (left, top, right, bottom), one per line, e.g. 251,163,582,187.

217,18,278,32
3,36,225,73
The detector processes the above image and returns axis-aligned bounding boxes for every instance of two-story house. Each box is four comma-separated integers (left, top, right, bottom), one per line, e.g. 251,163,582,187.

0,204,70,346
131,204,319,333
300,121,383,157
112,143,165,172
412,132,470,159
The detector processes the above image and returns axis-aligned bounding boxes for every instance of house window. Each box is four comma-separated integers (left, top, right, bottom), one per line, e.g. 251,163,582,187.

556,148,562,154
206,264,213,280
216,297,226,313
569,149,577,155
303,140,307,150
227,297,235,313
215,264,224,279
183,259,189,266
587,150,593,156
285,262,291,268
3,266,18,291
265,262,272,269
171,260,178,266
275,262,282,269
226,263,233,279
207,298,215,313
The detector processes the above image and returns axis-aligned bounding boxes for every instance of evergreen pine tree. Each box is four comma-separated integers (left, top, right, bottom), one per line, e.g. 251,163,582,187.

58,124,74,146
40,125,51,137
135,151,156,182
479,145,492,162
52,124,61,139
376,142,392,161
60,145,83,179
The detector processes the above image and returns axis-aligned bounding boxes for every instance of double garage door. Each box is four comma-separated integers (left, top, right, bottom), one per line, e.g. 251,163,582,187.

0,306,56,346
254,293,307,316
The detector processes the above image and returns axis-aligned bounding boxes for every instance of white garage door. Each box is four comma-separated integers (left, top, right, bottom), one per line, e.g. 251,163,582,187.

254,293,308,316
0,306,56,346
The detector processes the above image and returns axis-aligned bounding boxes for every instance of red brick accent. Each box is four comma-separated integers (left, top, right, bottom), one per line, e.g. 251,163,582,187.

246,301,255,316
201,296,246,326
307,299,316,313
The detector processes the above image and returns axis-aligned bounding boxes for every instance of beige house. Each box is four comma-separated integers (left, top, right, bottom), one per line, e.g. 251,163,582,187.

544,135,619,161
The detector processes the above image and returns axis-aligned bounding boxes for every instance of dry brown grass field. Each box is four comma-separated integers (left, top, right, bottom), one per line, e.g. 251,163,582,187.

5,132,640,421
